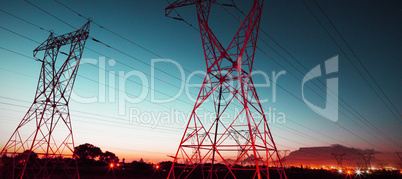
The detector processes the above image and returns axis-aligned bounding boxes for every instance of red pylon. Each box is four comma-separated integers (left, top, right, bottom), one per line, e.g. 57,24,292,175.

0,21,90,179
166,1,286,178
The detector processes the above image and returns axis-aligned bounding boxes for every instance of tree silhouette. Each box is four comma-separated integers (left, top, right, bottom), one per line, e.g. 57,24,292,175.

16,150,38,162
74,143,102,160
100,151,119,163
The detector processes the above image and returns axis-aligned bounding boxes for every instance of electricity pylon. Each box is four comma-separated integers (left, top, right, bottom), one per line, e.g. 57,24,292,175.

0,21,90,178
359,153,374,170
165,0,286,178
396,152,402,169
331,153,345,168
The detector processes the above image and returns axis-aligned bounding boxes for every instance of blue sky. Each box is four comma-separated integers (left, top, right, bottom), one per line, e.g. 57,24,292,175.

0,0,401,163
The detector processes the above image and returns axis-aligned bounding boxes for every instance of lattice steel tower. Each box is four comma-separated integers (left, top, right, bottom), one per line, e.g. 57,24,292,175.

331,153,345,168
165,0,286,178
0,21,90,178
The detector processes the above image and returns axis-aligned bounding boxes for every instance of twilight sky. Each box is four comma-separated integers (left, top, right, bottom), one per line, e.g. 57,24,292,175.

0,0,401,163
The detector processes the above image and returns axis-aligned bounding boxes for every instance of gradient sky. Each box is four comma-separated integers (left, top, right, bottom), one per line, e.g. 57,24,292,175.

0,0,401,163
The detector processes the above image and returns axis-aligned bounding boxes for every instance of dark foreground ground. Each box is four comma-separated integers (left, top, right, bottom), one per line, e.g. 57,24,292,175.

2,162,401,179
79,167,401,179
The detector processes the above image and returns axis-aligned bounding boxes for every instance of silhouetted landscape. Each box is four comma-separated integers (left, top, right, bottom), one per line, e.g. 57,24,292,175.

1,143,401,178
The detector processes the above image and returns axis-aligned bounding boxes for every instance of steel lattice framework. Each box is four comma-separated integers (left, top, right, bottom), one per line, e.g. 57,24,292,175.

166,0,286,178
0,21,90,179
331,153,345,168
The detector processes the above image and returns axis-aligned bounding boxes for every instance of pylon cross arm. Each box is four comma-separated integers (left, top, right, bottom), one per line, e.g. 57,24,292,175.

34,21,90,56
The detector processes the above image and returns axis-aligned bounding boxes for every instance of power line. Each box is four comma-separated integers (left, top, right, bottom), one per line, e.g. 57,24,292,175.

0,46,35,60
300,0,402,148
302,0,401,123
23,0,76,29
0,9,52,33
312,0,401,119
0,26,40,44
0,100,182,135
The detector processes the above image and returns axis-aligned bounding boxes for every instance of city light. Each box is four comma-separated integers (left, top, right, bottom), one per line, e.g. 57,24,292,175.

356,170,361,175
